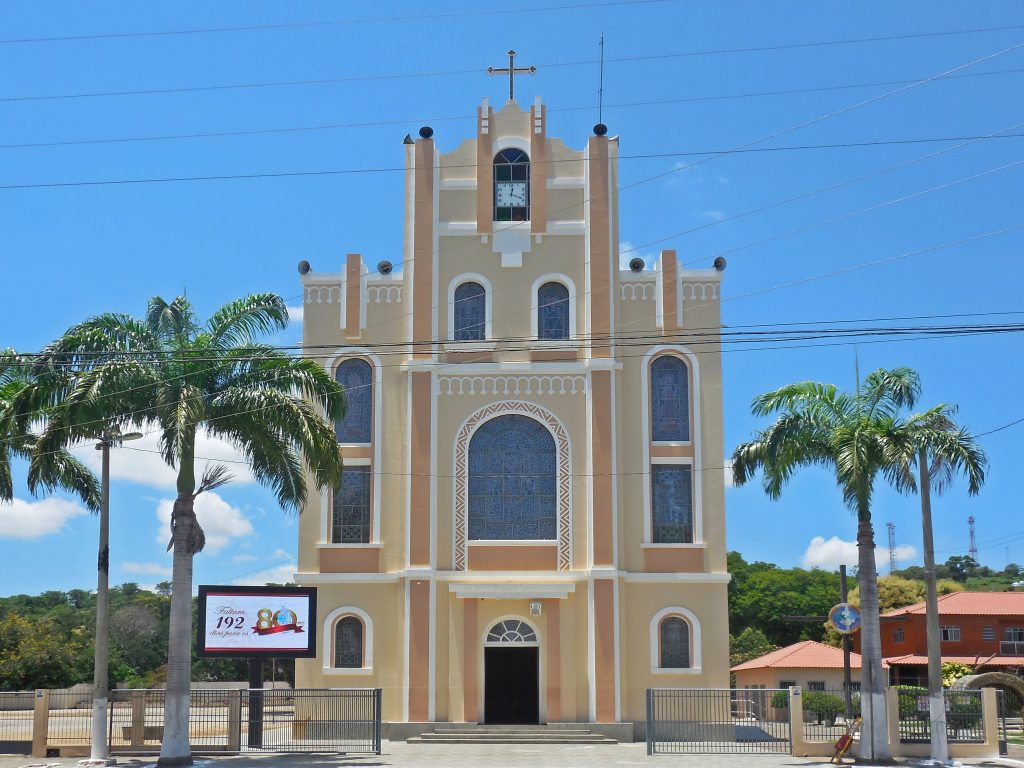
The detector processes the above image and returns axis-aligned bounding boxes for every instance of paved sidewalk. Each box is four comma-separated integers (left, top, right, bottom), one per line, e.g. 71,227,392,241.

1,743,1021,768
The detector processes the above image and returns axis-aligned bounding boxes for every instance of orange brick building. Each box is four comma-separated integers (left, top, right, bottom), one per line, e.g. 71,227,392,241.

857,592,1024,686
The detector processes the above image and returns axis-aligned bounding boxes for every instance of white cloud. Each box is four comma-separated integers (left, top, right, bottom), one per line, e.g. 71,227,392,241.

155,491,254,553
232,562,296,586
802,535,918,570
0,497,89,540
121,561,172,577
697,210,726,222
286,305,304,325
232,553,257,563
270,548,292,560
77,428,253,490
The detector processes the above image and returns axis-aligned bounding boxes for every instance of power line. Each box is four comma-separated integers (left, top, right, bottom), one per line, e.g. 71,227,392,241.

4,67,1022,150
4,25,1023,102
0,1,674,45
7,134,1024,190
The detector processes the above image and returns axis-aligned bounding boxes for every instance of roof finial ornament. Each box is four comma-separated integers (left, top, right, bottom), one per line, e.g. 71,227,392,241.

487,49,536,102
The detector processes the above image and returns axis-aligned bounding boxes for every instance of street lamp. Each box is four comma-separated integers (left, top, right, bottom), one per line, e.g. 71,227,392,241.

88,428,142,765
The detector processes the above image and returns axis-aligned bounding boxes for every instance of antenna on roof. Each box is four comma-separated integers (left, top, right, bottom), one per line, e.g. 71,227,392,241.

887,522,897,574
598,33,605,125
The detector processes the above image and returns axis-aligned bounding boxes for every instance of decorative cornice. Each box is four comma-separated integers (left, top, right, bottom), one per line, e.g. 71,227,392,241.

620,281,657,301
439,375,587,397
681,282,720,302
304,284,341,304
367,284,403,304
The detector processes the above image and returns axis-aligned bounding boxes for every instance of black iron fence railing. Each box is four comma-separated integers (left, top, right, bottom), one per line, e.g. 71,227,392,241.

896,687,985,744
646,688,792,754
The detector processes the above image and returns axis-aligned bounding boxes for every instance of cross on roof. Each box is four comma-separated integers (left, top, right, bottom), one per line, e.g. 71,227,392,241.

487,49,536,102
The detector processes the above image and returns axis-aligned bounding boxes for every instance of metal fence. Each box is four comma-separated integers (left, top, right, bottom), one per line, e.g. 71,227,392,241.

647,688,792,754
0,692,34,754
46,688,94,749
108,688,381,755
896,687,985,744
798,688,861,744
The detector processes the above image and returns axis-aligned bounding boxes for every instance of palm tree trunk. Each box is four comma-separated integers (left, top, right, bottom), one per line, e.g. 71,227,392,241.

856,517,891,759
157,495,195,766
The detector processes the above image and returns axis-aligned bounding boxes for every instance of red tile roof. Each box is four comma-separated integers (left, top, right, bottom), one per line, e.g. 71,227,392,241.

882,591,1024,618
884,654,1023,667
731,640,867,672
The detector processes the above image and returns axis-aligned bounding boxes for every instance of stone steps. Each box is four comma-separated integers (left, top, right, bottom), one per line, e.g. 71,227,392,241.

408,725,618,744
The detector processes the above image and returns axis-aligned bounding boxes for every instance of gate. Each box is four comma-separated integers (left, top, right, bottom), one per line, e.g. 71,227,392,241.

108,688,382,755
646,688,792,754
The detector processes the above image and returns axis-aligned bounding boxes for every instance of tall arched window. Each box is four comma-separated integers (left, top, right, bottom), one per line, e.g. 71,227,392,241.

334,359,372,443
659,617,691,669
334,616,364,668
493,148,530,222
537,282,570,340
468,415,557,540
650,356,690,441
453,282,486,341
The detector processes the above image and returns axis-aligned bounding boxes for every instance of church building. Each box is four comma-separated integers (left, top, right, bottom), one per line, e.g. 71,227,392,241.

295,69,731,734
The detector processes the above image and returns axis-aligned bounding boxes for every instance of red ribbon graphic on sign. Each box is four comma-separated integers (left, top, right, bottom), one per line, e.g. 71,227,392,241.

252,623,304,636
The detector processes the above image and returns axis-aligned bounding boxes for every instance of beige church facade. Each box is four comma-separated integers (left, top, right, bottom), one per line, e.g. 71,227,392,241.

294,91,730,731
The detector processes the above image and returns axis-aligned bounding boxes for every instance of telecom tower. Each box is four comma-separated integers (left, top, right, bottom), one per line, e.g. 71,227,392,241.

887,522,897,573
969,516,978,561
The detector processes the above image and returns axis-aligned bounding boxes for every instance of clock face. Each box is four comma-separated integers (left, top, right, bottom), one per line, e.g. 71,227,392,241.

496,181,527,207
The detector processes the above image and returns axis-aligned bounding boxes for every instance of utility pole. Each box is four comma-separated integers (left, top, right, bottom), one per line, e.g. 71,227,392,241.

839,565,853,721
89,428,142,764
920,447,949,764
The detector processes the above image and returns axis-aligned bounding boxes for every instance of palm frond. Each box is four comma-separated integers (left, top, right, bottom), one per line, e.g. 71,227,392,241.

197,463,234,495
207,294,290,350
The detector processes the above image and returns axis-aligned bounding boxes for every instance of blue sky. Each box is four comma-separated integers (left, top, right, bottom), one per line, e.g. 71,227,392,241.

1,2,1022,595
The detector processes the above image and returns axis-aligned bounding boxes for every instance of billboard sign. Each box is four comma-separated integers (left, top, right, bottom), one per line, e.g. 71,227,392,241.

197,585,317,658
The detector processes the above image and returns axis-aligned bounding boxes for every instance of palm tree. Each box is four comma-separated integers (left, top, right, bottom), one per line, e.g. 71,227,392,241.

731,367,985,760
33,295,345,766
0,349,100,509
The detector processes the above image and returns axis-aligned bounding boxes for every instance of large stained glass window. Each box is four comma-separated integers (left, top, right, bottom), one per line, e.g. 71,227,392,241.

659,617,691,668
651,464,693,543
537,281,570,340
334,616,363,668
332,466,371,543
650,356,690,441
334,359,372,443
453,282,486,341
468,415,557,540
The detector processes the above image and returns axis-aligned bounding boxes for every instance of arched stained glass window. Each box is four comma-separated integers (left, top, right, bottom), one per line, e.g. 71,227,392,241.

468,415,557,540
334,616,363,668
493,148,530,222
660,617,691,668
537,282,570,340
334,359,372,443
651,356,690,441
486,619,538,644
453,282,486,341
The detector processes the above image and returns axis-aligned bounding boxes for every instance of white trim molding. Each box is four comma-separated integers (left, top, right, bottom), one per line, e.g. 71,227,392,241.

449,583,575,600
322,605,373,674
446,273,494,341
650,606,703,675
321,348,384,544
640,345,703,545
452,401,573,571
530,273,578,340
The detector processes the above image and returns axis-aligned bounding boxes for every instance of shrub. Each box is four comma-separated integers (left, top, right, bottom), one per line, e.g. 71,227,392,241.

802,691,845,723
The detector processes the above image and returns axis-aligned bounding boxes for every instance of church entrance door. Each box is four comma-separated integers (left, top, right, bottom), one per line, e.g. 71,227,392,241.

484,646,540,724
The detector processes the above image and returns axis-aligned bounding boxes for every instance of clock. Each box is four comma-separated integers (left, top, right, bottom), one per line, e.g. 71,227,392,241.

495,181,527,207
